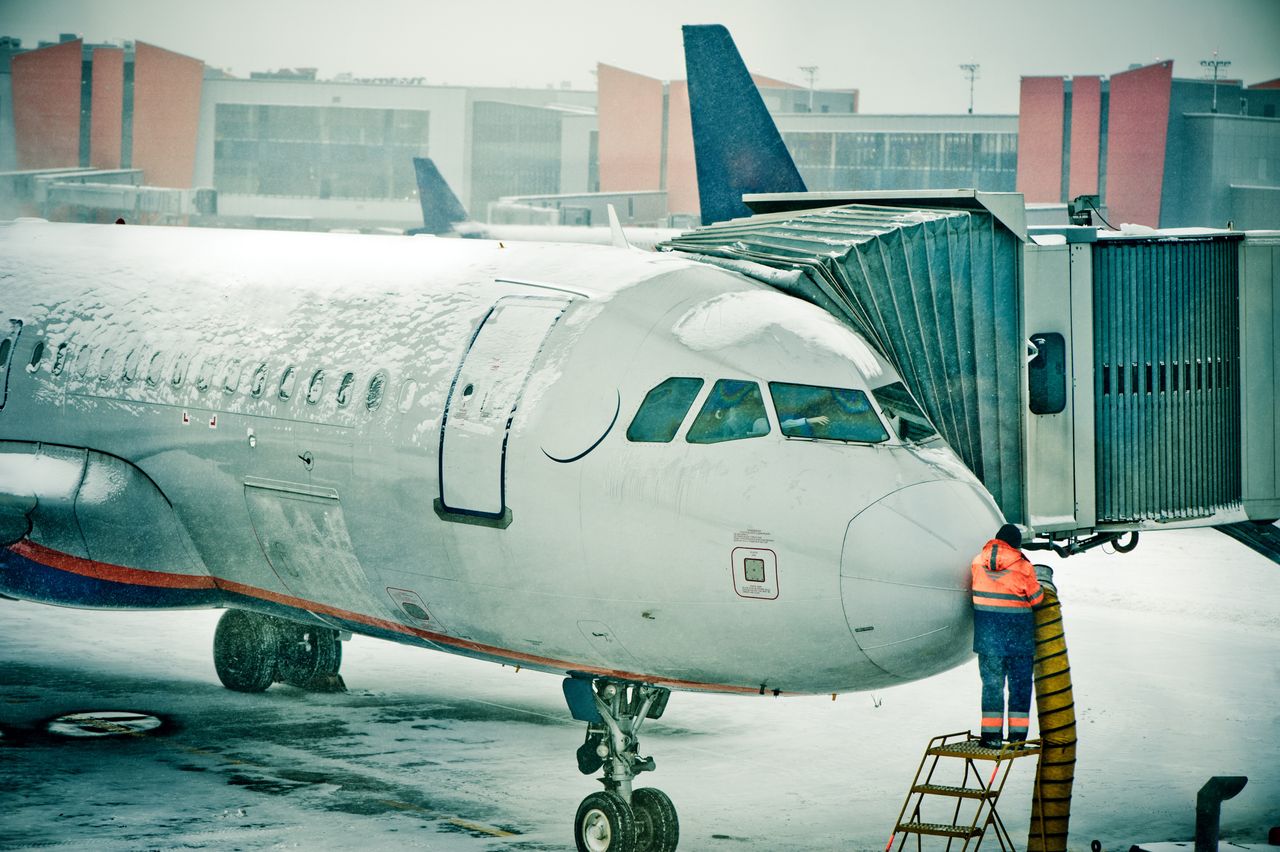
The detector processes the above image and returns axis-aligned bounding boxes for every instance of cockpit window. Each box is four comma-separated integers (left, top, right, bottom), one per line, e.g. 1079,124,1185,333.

627,377,704,443
769,382,889,443
871,381,938,442
687,379,769,444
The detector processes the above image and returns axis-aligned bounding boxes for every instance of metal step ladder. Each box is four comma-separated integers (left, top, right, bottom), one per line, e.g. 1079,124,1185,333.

887,730,1041,851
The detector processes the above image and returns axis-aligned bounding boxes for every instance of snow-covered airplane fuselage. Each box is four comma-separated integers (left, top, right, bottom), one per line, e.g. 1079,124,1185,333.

0,220,1002,695
2,220,1009,848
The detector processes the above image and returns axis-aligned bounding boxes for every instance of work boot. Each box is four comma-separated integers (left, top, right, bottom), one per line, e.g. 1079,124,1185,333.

978,736,1002,749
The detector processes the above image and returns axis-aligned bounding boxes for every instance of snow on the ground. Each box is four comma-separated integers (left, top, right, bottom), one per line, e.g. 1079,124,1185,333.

1,527,1277,850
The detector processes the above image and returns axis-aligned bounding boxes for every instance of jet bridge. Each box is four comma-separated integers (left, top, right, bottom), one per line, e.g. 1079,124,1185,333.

661,191,1280,544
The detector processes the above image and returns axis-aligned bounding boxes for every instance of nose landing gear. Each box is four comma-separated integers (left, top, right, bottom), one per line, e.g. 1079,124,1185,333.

564,677,679,852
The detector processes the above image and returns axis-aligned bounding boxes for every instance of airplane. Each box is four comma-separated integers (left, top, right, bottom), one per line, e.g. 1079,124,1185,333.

0,217,1004,852
409,156,686,250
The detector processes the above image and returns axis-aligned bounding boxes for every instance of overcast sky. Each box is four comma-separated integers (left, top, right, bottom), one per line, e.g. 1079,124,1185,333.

2,0,1278,113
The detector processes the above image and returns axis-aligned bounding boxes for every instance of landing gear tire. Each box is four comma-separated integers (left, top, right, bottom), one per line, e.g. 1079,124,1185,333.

576,791,636,852
276,622,344,691
213,609,279,692
631,787,678,852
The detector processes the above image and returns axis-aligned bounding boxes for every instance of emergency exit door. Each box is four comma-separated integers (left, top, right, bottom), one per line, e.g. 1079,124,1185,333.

439,296,569,519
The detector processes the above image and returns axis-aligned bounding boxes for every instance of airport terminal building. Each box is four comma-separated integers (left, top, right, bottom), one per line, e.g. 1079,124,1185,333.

1,33,1276,230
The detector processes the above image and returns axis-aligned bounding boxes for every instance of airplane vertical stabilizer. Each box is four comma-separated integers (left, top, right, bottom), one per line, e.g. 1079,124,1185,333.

682,24,806,225
413,157,470,234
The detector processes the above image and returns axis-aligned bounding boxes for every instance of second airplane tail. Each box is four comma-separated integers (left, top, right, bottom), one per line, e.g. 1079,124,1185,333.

413,157,470,235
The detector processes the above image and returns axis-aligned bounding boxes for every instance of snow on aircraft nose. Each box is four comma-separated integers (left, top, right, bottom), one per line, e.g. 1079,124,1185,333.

839,479,1003,681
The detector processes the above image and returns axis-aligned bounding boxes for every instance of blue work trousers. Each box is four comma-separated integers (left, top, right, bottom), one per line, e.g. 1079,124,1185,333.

979,652,1033,741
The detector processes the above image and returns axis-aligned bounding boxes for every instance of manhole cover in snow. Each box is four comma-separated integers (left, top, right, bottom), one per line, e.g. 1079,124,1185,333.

47,711,163,738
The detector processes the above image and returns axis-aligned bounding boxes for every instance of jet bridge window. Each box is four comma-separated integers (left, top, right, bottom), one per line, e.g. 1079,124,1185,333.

770,382,889,443
1027,332,1067,415
626,377,704,443
686,379,770,444
870,381,938,442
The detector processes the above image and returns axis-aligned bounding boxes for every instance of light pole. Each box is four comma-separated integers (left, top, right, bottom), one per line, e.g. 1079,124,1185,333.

799,65,818,112
960,63,980,115
1200,50,1231,114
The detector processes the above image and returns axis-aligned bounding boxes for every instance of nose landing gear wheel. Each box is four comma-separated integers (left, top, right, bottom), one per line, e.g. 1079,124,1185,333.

631,787,679,852
576,791,636,852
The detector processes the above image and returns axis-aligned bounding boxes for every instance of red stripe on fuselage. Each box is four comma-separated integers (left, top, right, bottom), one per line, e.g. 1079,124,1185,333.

6,540,761,696
12,540,219,589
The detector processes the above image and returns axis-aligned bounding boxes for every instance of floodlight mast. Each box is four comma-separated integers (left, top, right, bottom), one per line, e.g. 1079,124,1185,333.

960,63,980,115
799,65,818,112
1200,49,1231,114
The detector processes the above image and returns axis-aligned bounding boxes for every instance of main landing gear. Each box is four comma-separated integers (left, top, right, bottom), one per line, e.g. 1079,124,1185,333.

564,677,678,852
212,608,346,693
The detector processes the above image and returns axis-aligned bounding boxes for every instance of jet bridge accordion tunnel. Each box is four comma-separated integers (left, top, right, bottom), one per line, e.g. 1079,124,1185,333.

661,192,1280,542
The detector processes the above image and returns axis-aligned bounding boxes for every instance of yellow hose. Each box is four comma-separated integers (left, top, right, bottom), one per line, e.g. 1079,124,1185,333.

1027,582,1076,852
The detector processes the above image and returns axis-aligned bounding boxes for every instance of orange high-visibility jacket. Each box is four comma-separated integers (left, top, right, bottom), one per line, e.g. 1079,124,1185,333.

970,539,1044,654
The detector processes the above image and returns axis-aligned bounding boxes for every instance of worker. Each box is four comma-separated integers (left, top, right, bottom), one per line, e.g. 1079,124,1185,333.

970,523,1044,748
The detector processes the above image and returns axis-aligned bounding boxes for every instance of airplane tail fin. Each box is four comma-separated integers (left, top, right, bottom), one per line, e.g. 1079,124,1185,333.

413,157,469,234
682,24,807,225
606,204,632,250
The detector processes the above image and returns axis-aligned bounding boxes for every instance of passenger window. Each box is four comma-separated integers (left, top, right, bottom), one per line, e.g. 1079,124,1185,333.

626,377,704,443
193,355,215,391
222,359,242,393
306,369,325,404
171,352,189,387
146,350,165,386
122,348,140,382
870,381,938,442
75,345,91,377
0,338,9,368
336,371,355,406
366,371,387,411
398,379,418,413
97,348,114,380
52,343,68,376
770,382,889,443
686,379,769,444
27,341,45,373
279,365,297,401
249,363,268,398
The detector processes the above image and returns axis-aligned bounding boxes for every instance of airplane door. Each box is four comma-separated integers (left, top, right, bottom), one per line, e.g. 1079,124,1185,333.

0,320,22,411
439,295,570,519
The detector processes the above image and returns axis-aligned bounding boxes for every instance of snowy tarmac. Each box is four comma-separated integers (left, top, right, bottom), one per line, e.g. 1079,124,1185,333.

1,527,1277,850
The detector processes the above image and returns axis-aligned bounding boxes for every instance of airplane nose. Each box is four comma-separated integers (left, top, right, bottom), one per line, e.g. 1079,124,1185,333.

839,479,1002,680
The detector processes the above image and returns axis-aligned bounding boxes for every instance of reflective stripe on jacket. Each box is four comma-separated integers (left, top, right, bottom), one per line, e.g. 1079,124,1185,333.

970,539,1043,612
